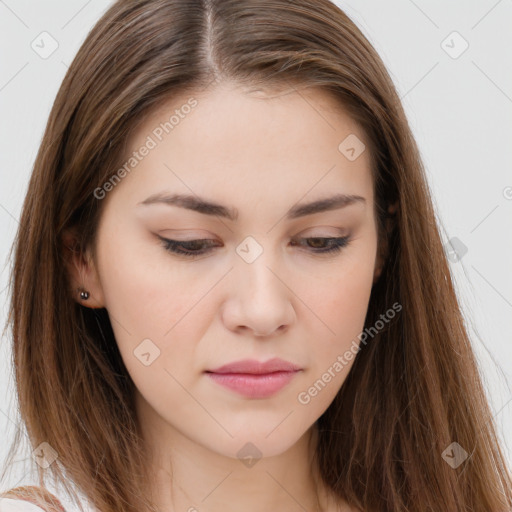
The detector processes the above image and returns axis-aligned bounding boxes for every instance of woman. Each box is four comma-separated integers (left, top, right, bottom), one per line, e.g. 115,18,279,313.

1,1,511,511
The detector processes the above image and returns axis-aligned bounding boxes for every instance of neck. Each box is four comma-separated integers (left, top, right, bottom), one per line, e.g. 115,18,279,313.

140,408,331,511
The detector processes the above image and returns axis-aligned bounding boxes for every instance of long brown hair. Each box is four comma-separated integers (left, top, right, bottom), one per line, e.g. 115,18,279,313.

1,1,511,511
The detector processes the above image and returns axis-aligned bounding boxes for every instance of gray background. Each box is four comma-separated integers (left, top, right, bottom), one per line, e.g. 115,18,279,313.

1,0,511,493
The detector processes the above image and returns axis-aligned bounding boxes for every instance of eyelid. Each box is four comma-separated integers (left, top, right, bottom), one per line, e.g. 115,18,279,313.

155,224,351,244
156,233,352,259
297,226,348,236
159,225,348,236
158,229,215,238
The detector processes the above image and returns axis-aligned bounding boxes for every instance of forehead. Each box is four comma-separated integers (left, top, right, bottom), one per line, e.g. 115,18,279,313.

113,82,374,214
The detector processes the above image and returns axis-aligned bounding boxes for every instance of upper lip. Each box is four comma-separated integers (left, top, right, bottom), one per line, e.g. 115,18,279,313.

207,358,302,374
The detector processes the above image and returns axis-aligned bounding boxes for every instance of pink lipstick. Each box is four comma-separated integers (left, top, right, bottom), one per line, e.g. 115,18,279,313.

205,358,302,399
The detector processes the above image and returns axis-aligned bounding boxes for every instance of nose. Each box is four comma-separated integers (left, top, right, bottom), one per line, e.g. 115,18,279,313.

221,255,296,338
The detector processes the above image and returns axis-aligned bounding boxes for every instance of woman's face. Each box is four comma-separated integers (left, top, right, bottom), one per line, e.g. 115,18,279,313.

80,82,379,460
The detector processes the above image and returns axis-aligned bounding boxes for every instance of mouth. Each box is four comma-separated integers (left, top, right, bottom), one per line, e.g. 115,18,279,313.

205,370,301,399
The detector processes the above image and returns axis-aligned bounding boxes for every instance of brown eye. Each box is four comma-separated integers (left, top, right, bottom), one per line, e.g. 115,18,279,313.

158,235,351,259
158,237,219,258
290,236,351,254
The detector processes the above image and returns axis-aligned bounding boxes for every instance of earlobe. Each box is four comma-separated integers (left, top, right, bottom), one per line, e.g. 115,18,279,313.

372,256,384,285
61,229,106,309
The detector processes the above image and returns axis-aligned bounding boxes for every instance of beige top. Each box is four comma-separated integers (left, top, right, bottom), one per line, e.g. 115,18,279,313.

0,498,47,512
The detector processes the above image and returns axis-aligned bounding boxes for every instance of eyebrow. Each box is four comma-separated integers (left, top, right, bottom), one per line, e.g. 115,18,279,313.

137,192,366,221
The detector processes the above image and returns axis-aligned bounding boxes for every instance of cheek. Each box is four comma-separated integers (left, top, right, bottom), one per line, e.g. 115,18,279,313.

297,245,375,341
326,269,373,337
302,273,372,370
97,244,206,421
97,223,205,334
95,227,214,393
292,245,376,407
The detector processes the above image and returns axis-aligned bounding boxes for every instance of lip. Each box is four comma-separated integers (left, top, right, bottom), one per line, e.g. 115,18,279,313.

208,358,302,374
205,358,302,399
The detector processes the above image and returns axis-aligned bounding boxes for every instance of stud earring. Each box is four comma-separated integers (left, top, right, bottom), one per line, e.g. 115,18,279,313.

79,289,90,300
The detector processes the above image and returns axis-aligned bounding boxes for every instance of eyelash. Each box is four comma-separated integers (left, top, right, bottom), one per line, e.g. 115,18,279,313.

157,235,351,258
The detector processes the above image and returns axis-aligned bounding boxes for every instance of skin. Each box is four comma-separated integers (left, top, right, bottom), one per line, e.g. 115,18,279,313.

64,81,382,512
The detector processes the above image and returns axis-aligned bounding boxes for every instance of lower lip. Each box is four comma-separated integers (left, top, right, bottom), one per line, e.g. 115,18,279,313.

206,371,300,398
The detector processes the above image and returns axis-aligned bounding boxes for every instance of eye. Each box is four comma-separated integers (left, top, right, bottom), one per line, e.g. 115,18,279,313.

157,235,351,259
290,236,351,255
157,237,220,258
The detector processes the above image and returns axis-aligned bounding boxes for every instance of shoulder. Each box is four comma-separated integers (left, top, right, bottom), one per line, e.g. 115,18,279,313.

0,486,97,512
0,485,70,512
0,498,46,512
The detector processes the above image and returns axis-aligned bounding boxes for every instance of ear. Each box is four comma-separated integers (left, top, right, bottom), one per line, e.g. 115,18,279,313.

372,245,386,285
61,228,106,309
373,201,398,285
